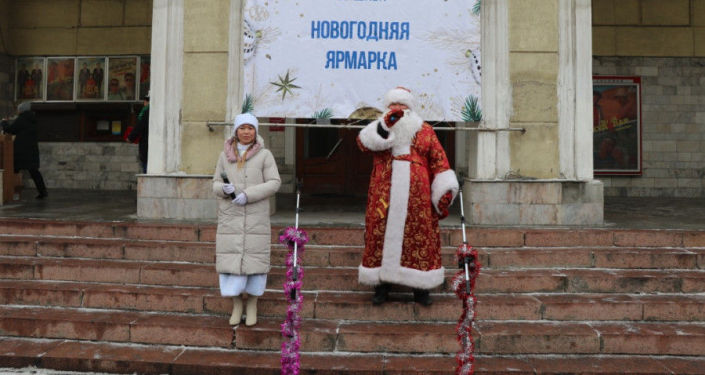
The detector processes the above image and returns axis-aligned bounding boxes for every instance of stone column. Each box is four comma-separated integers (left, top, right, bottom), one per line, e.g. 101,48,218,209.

138,0,218,220
148,0,184,175
474,0,511,179
137,0,247,220
464,0,603,225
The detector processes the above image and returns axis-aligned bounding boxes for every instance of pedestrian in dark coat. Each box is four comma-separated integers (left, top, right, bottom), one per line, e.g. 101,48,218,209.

1,101,48,199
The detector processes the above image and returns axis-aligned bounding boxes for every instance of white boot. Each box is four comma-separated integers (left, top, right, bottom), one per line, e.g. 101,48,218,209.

245,296,258,326
229,296,243,325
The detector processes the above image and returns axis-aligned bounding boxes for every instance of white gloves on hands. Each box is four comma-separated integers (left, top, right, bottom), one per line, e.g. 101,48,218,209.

222,183,235,195
223,181,246,205
232,192,247,206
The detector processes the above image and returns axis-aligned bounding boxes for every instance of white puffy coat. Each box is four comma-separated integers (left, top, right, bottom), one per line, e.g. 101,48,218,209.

212,136,281,275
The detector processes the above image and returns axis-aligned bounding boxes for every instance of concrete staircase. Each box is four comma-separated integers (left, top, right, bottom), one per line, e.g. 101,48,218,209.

0,218,704,374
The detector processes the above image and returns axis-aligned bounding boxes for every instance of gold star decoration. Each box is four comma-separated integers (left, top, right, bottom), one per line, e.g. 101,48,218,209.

270,70,301,100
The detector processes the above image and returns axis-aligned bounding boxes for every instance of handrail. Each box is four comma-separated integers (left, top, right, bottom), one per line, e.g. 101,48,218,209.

206,120,525,133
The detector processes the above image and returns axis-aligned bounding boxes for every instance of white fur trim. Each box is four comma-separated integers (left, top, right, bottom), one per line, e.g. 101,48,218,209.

431,169,460,214
382,265,445,290
359,264,446,289
359,264,381,285
358,119,396,151
380,159,410,277
384,87,415,110
389,110,423,156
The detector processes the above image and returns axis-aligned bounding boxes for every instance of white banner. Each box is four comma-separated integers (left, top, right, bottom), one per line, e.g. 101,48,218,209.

242,0,481,121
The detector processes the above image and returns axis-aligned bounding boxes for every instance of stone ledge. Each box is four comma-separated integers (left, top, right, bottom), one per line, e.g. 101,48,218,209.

464,180,604,225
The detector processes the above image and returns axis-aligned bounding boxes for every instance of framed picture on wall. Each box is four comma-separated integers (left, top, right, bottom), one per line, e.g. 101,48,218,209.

15,57,45,101
107,57,137,101
76,57,106,100
46,57,75,101
592,76,642,176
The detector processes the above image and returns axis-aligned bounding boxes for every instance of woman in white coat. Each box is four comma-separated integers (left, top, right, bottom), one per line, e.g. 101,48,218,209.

212,113,281,326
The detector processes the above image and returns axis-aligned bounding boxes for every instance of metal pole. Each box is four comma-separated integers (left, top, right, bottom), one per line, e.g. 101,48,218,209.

291,179,302,300
458,186,471,295
206,121,525,133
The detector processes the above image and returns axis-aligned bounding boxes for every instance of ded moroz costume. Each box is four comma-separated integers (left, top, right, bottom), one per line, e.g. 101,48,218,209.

357,87,459,305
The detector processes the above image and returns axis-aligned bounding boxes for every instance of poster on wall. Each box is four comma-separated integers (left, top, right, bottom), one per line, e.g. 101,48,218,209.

47,57,75,101
139,55,150,100
76,57,106,100
242,0,482,121
593,76,642,175
107,57,137,101
16,57,45,101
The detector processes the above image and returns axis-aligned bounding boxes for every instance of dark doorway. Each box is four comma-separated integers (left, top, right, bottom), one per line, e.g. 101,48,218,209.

295,118,455,198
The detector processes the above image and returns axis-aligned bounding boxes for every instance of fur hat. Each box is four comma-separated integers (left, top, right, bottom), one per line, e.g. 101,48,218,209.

18,101,32,114
232,113,259,137
383,86,415,110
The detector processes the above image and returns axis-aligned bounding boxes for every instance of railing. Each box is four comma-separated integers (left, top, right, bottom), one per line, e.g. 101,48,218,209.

206,120,525,133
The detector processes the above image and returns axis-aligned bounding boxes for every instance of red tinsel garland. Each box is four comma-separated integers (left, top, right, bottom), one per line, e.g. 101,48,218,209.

451,244,481,375
279,227,308,375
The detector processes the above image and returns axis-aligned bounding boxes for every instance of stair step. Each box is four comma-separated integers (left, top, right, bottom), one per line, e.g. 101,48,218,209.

237,317,705,356
3,256,705,293
3,219,705,247
2,280,704,322
0,306,232,347
4,235,705,270
4,305,704,355
0,219,209,241
2,337,705,374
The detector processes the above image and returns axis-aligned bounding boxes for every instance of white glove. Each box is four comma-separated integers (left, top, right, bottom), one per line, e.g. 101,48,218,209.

222,183,235,195
232,192,247,205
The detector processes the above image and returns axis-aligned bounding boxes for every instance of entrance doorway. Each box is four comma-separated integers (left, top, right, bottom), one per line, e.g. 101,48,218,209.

295,119,372,196
295,117,456,197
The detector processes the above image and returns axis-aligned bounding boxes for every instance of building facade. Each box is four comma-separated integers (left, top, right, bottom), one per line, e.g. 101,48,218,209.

1,0,704,225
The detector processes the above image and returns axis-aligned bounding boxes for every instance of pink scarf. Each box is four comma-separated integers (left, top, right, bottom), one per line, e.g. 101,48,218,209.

224,138,262,163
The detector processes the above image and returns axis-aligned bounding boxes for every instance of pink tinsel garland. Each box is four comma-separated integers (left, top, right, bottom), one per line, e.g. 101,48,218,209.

279,227,308,375
451,244,481,375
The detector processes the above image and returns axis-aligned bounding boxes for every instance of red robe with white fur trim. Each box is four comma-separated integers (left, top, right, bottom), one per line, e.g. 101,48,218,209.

357,110,459,290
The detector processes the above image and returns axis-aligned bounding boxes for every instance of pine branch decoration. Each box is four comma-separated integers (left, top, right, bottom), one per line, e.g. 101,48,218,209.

472,0,481,16
241,94,254,114
462,95,482,122
313,108,333,120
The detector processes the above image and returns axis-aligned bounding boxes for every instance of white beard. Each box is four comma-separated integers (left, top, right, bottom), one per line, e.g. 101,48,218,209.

358,109,424,155
387,109,423,156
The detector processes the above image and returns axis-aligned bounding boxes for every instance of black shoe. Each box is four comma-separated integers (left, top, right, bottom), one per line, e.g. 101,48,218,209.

413,289,432,306
372,283,391,305
36,193,48,200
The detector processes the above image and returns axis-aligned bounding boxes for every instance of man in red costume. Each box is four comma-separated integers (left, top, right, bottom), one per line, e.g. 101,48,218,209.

357,87,459,306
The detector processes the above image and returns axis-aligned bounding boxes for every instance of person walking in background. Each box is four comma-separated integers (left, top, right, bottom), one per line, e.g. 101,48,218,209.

212,113,281,326
127,92,149,173
1,101,48,199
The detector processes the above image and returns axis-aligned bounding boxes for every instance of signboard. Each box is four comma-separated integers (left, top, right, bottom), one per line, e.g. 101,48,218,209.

593,76,642,175
242,0,482,121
